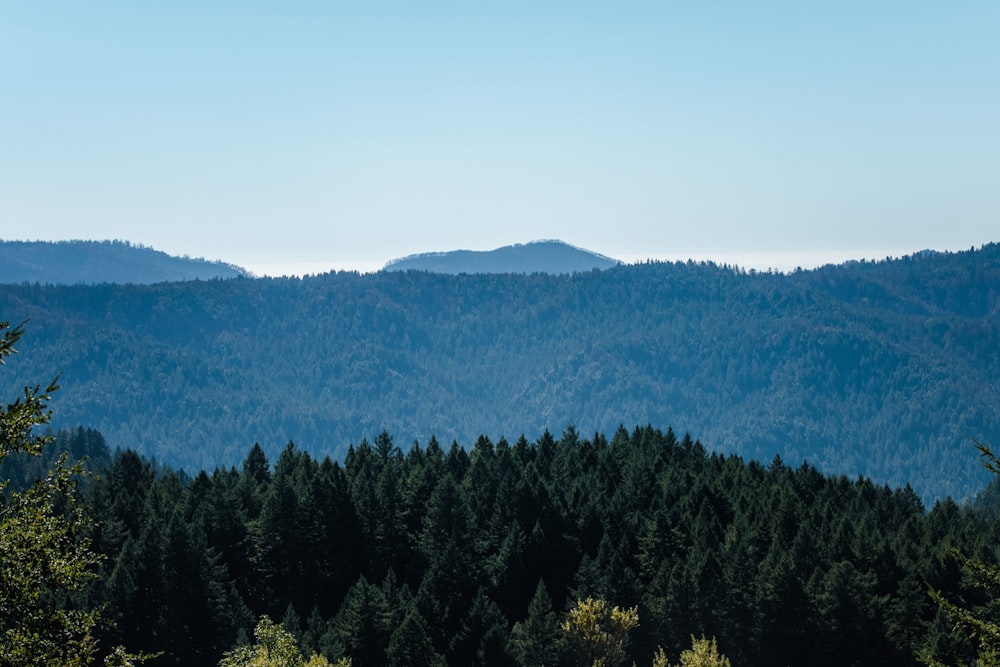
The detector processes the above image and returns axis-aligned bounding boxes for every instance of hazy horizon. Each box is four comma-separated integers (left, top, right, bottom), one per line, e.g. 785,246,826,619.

3,236,980,279
241,243,967,278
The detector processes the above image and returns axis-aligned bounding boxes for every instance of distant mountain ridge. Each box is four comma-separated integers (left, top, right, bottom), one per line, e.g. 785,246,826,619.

0,240,249,284
383,239,620,274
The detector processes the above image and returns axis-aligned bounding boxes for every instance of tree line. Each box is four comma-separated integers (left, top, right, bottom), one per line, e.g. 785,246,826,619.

19,424,989,666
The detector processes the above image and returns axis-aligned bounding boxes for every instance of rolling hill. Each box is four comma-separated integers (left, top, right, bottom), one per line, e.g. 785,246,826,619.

0,239,249,284
1,244,998,502
382,239,620,274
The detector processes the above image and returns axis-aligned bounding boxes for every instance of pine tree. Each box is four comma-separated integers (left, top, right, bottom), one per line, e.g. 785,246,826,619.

416,475,480,650
385,606,445,667
448,590,514,666
509,579,562,667
322,576,391,666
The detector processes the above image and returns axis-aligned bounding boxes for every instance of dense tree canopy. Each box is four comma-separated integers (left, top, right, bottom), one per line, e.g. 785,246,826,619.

0,425,976,665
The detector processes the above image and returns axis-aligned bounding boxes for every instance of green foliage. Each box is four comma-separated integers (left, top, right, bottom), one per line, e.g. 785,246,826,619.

663,636,731,667
102,646,163,667
0,322,158,667
924,442,1000,666
509,580,562,667
561,597,640,667
0,426,112,492
220,616,349,667
0,320,100,664
0,321,59,457
320,575,393,664
385,607,446,667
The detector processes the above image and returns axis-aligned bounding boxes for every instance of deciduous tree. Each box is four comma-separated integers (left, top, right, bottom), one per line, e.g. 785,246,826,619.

220,616,349,667
658,636,731,667
561,597,639,667
0,320,100,664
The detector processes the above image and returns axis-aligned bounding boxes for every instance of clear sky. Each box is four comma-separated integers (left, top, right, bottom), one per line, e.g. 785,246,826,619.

2,2,998,276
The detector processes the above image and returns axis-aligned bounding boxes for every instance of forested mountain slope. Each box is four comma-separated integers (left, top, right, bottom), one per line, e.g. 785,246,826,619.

1,244,997,501
0,239,248,284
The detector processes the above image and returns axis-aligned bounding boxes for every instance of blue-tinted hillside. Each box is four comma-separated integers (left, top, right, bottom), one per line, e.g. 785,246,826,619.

383,239,620,274
0,239,248,284
1,243,997,502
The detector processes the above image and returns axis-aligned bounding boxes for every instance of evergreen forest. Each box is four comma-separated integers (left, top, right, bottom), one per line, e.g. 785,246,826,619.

1,244,999,501
10,425,999,666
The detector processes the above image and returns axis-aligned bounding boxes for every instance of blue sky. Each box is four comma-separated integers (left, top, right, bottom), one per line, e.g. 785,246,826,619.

2,2,998,275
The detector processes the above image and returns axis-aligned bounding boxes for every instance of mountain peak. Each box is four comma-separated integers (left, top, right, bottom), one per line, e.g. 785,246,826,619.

383,240,620,275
